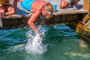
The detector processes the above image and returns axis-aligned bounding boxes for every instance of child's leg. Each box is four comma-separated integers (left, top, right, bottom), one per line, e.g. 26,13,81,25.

0,6,6,27
6,5,12,12
74,0,80,5
60,0,69,9
0,6,6,18
5,5,16,15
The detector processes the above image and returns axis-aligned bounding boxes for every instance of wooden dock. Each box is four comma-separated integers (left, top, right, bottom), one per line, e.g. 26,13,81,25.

3,0,87,19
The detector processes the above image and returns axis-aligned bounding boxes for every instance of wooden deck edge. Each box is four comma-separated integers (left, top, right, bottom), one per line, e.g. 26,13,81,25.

53,10,88,15
2,14,32,19
2,10,88,19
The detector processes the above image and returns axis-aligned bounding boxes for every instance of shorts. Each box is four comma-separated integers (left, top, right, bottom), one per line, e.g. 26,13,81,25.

21,0,36,11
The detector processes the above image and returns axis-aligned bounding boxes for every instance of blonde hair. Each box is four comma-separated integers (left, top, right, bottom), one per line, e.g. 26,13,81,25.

43,3,54,13
43,3,54,19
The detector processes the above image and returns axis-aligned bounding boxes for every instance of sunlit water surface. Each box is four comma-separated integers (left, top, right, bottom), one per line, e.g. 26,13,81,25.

0,24,90,60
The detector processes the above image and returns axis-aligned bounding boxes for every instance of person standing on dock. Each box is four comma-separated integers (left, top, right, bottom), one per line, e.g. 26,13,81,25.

60,0,80,10
18,0,54,34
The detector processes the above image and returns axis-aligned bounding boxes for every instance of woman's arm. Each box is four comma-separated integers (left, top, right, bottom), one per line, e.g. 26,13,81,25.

28,8,42,34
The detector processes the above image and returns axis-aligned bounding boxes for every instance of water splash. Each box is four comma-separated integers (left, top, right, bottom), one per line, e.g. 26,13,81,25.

25,26,47,54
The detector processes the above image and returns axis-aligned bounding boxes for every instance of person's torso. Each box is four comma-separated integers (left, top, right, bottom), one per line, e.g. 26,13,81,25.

31,1,48,12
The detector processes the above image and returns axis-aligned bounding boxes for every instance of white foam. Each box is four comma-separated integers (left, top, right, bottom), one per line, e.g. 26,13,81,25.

25,26,47,54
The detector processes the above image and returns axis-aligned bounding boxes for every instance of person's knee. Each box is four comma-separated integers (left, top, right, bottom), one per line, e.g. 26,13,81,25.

60,0,69,9
0,9,4,13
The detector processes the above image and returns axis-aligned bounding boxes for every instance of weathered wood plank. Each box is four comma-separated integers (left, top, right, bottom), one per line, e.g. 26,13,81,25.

54,10,88,15
2,14,32,19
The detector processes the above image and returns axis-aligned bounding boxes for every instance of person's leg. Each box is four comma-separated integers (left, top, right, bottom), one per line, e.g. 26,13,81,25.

5,4,16,15
73,0,80,10
5,5,12,12
0,6,6,18
0,6,6,27
70,0,74,7
60,0,69,9
74,0,80,5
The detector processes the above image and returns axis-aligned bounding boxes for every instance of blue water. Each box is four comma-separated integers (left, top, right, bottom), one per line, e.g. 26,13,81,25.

0,24,90,60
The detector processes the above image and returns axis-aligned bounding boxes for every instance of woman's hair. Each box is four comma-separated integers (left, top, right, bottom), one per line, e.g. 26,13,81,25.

43,3,54,13
43,3,54,19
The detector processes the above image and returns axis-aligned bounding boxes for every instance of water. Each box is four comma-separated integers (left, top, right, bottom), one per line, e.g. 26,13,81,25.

0,24,90,60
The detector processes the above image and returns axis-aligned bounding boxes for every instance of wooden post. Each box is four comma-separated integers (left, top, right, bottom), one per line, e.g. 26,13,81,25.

76,0,90,40
83,0,90,22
